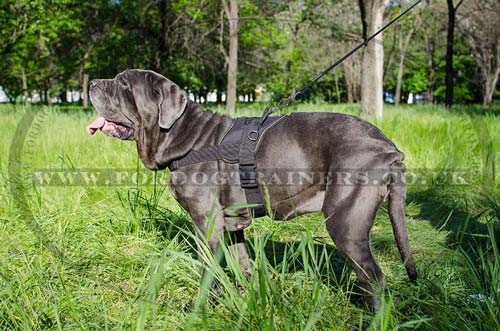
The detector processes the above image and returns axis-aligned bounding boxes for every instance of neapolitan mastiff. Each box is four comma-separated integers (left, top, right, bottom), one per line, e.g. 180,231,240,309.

87,69,417,309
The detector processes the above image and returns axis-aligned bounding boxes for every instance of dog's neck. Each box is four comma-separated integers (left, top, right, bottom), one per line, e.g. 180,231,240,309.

154,101,234,169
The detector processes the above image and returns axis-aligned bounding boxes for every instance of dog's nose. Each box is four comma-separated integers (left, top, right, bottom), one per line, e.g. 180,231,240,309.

90,80,99,89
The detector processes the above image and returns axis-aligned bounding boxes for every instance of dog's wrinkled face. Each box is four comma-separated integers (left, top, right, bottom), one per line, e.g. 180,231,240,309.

87,69,187,141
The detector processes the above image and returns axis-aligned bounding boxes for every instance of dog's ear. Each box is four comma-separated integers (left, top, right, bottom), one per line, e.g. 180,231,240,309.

157,79,188,129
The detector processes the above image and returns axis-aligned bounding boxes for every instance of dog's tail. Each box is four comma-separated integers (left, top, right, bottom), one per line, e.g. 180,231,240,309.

387,160,417,282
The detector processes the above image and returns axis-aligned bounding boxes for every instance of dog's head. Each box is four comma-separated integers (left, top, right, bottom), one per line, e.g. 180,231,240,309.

88,69,188,168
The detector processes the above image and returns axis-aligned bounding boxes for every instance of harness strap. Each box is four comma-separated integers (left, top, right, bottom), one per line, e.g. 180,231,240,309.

238,118,266,217
170,143,239,170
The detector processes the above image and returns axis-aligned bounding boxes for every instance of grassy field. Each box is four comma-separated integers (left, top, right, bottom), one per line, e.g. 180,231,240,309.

1,103,499,330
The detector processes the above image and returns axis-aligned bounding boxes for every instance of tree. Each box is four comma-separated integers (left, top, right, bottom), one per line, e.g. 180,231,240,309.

154,0,169,72
284,0,306,92
2,1,80,105
331,0,362,103
0,0,496,106
358,0,389,119
459,0,500,105
221,0,239,114
342,42,362,103
394,4,422,107
418,0,445,104
0,1,27,103
445,0,464,107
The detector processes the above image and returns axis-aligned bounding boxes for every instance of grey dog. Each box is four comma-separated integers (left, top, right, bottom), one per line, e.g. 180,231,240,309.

87,69,417,309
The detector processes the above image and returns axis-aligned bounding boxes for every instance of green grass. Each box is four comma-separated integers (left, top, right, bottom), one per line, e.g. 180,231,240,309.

0,103,499,330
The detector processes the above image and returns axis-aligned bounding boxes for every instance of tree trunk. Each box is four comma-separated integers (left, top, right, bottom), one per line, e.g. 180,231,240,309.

383,28,397,80
21,69,29,106
342,42,361,103
223,0,238,115
43,78,53,105
472,33,500,106
395,18,418,107
445,0,455,107
60,87,67,103
458,1,499,106
445,0,462,107
154,0,168,72
80,50,90,107
82,73,89,108
46,89,52,105
359,0,388,119
285,23,300,92
483,63,500,105
483,84,492,106
334,69,341,103
428,67,436,103
424,34,436,103
343,60,354,103
285,1,304,92
395,31,405,107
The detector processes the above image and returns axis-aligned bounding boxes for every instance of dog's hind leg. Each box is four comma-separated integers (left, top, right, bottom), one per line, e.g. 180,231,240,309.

323,184,386,310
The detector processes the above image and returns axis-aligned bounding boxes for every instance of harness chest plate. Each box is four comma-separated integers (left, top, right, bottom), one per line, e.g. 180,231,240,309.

170,115,286,218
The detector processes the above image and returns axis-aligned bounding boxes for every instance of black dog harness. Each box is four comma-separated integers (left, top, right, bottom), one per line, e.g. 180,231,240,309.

170,115,286,217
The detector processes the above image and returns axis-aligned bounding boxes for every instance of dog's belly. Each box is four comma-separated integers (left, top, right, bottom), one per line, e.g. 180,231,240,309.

269,185,325,220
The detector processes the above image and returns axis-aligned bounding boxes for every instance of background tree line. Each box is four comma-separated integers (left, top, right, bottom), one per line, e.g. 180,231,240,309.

0,0,498,112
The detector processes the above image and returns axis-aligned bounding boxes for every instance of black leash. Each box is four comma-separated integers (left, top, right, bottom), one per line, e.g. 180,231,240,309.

260,0,423,124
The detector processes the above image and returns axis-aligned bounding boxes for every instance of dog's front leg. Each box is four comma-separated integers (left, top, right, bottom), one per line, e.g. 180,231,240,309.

191,212,226,261
228,230,252,278
191,212,226,298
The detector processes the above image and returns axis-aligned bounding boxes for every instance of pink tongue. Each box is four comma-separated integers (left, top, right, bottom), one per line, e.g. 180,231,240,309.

86,117,106,135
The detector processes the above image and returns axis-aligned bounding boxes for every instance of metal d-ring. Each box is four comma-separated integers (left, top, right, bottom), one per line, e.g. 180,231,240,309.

247,130,259,141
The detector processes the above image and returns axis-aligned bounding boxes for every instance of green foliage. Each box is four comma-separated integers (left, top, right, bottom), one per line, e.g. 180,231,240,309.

1,0,496,105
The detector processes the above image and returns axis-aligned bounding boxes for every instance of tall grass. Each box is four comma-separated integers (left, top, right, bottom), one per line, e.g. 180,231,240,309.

0,103,499,330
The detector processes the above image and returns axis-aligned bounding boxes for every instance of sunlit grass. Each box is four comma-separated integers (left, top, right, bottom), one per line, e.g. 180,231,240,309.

0,103,499,330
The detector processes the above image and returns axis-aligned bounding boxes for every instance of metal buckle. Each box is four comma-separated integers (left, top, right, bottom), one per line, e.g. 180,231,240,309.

239,164,258,188
247,130,259,141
